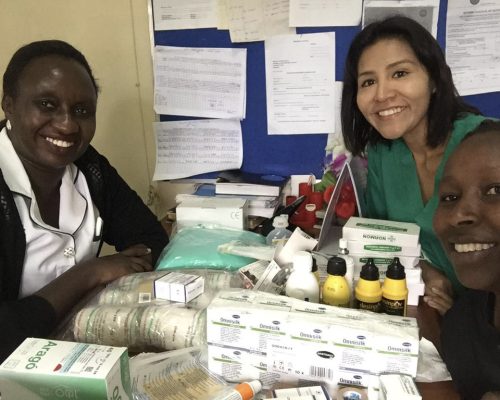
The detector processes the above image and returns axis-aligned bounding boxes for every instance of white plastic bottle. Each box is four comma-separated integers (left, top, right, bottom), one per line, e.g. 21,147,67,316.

285,251,320,303
266,214,293,246
338,238,354,305
213,380,262,400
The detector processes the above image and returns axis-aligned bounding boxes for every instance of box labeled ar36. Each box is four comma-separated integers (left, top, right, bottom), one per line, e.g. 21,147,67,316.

0,338,132,400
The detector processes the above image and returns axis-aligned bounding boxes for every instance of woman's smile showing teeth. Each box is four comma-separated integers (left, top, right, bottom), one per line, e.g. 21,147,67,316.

45,136,74,148
378,106,404,117
453,242,495,253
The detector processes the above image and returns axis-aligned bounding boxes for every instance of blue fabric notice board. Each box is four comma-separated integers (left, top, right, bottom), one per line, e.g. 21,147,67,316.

152,0,500,179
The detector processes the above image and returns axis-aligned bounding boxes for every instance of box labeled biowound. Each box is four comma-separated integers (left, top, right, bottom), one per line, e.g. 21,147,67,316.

0,338,131,400
343,217,420,247
155,272,204,303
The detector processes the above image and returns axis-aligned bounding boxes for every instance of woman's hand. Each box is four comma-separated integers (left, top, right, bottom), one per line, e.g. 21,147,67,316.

89,244,153,286
421,260,454,315
36,244,154,319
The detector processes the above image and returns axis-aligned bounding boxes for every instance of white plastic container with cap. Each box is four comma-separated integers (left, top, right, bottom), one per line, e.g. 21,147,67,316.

285,251,320,303
266,214,293,246
213,380,262,400
338,238,355,305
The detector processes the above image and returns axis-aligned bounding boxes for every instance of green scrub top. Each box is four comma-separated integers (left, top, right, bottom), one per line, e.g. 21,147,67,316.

365,113,488,293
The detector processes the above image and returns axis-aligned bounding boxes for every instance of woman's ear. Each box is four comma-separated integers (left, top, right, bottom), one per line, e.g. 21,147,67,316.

1,95,14,120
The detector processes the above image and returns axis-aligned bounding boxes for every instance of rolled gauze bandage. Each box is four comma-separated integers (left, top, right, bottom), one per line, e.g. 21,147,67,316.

139,305,206,350
73,306,143,347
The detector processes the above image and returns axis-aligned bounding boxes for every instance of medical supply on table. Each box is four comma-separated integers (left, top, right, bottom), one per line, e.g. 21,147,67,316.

0,338,132,400
336,386,368,400
156,224,266,271
354,258,382,313
207,290,419,389
311,256,321,284
322,256,350,307
154,271,205,303
266,214,293,246
129,346,231,400
176,197,248,230
337,238,354,304
272,385,331,399
378,374,421,400
285,251,320,303
218,240,276,261
342,217,420,247
73,303,205,351
213,380,262,400
381,257,408,316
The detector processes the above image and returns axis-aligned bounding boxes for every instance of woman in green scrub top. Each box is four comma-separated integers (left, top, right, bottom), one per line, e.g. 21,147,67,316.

340,16,487,315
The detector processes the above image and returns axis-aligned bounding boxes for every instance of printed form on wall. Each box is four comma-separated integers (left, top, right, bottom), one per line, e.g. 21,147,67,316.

153,119,243,180
289,0,363,27
265,32,336,135
362,0,440,37
152,0,218,30
446,0,500,96
225,0,295,43
153,46,247,119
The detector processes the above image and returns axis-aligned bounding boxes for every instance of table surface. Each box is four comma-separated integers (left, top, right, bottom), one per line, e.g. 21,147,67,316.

408,302,460,400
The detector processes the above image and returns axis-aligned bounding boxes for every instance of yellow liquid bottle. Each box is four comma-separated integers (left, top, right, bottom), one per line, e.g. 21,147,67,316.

381,257,408,316
354,258,382,313
322,256,350,307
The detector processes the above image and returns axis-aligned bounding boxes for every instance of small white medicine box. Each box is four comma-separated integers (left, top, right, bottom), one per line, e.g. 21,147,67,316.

155,272,205,303
176,197,248,230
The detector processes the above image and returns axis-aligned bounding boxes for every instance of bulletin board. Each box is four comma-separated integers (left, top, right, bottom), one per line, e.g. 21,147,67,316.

152,0,500,179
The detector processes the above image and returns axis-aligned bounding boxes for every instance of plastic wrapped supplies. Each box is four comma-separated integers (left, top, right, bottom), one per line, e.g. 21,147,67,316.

65,268,244,352
73,304,206,351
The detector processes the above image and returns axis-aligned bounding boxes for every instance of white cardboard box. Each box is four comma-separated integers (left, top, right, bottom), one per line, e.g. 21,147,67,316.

379,374,421,400
343,217,420,247
176,197,248,230
155,272,204,303
206,290,419,387
346,240,421,258
0,338,131,400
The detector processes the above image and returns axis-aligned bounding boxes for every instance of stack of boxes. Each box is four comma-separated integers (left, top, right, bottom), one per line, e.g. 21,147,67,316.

206,290,419,391
342,217,424,306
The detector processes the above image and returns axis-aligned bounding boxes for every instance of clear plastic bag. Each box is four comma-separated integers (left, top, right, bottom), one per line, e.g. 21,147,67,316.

130,346,230,400
217,240,276,261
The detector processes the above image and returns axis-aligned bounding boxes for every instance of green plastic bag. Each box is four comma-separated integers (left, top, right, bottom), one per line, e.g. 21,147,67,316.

155,225,266,271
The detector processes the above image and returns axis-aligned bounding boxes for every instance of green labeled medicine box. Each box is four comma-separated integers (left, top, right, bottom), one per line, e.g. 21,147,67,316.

343,217,420,247
0,338,132,400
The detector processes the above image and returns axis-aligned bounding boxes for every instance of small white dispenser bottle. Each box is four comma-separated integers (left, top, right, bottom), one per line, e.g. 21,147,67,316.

338,238,355,305
266,214,293,246
285,251,320,303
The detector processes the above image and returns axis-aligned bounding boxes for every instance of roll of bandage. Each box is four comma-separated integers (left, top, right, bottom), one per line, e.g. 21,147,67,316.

73,306,143,347
139,305,206,350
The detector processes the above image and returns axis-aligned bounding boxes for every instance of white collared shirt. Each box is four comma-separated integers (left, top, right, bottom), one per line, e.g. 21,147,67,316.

0,128,101,298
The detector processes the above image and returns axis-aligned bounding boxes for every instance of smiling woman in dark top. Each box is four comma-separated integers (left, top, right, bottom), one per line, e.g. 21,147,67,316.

0,40,168,361
434,120,500,399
